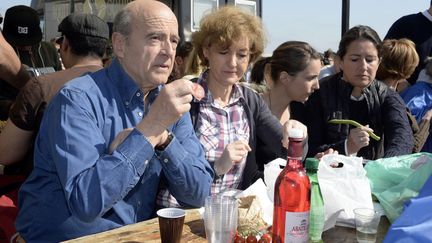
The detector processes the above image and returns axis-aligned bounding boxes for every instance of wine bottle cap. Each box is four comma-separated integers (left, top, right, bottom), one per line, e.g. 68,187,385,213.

288,128,303,139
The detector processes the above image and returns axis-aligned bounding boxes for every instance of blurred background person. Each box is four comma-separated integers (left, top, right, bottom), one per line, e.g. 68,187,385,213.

319,54,341,80
385,0,432,85
168,41,193,82
376,38,419,93
0,5,61,120
0,32,30,120
402,57,432,153
0,13,109,242
376,38,430,153
293,25,413,160
2,5,61,73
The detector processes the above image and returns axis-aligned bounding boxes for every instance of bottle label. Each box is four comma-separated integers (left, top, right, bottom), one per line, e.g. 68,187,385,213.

284,211,310,242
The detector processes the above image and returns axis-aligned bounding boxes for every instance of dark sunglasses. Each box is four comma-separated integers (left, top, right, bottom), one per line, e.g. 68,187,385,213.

55,36,64,45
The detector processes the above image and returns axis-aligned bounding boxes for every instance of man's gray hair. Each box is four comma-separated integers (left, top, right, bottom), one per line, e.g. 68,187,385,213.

113,7,132,37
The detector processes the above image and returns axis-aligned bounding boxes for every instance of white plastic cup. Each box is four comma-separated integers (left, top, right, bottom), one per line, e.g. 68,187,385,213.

353,208,381,243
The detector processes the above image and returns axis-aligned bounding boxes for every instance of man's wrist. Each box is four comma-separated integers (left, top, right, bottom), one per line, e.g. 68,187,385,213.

155,130,173,151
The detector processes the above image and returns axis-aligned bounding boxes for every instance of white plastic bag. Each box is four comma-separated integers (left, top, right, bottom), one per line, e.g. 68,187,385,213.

263,158,286,202
318,154,373,229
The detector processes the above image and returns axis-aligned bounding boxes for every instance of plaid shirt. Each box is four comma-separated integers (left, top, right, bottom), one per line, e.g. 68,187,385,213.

157,71,250,207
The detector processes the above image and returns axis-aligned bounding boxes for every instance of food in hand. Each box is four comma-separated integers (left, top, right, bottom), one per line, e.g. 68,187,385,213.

191,83,205,101
328,119,381,141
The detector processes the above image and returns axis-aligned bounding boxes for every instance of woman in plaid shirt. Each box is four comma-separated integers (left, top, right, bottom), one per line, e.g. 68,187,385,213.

157,6,308,208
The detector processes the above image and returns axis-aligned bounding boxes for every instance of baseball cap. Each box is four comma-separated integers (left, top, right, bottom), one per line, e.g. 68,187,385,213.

2,5,42,46
58,13,109,39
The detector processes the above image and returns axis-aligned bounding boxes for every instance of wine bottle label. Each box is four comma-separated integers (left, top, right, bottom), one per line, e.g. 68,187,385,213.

284,211,310,242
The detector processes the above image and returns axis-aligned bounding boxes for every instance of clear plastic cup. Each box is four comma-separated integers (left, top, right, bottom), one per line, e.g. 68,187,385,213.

204,194,238,243
353,208,381,243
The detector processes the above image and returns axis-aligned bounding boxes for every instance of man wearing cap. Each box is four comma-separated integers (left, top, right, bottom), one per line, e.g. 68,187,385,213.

16,1,213,242
0,13,109,241
0,5,62,120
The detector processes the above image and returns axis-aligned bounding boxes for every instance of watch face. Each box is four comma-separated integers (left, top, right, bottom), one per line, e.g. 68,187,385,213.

155,131,173,151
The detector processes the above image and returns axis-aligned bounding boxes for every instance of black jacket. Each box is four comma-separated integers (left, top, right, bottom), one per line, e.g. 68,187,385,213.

292,73,413,160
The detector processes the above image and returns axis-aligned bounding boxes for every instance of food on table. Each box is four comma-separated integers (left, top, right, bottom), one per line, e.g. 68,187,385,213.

328,119,381,141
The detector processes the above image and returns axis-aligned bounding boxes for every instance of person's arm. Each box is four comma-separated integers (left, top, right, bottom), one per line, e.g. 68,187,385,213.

0,78,41,165
44,79,212,222
0,32,30,89
412,109,432,153
155,112,213,207
0,119,33,165
382,90,414,157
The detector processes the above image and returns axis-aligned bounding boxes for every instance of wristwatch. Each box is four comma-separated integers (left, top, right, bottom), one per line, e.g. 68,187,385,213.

155,130,173,151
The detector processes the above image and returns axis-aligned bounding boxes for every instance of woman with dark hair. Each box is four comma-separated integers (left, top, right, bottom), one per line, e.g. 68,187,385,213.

250,41,324,166
294,25,413,160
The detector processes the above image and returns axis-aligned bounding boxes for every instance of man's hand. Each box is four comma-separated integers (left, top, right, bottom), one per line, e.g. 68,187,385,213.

137,79,196,147
346,125,374,154
214,140,251,176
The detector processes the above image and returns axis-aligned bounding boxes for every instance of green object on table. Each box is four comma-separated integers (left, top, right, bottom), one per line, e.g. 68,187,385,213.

365,152,432,223
306,158,325,243
328,119,381,141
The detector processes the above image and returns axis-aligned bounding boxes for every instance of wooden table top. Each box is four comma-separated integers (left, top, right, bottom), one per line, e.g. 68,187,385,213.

63,209,390,243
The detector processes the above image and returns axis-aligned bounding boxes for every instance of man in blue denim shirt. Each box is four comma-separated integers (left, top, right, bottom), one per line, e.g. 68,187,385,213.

16,1,213,242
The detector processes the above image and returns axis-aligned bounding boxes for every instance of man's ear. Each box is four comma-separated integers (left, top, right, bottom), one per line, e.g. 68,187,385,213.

111,32,126,58
60,37,69,53
175,56,183,66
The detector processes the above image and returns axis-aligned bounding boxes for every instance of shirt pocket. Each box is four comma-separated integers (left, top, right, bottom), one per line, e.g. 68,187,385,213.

198,125,220,151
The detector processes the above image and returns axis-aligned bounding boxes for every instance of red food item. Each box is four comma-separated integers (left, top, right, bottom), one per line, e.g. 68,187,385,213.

246,235,257,243
260,233,272,243
191,83,205,101
234,235,246,243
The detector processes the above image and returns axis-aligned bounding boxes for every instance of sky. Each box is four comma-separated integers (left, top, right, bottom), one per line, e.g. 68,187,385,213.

0,0,429,54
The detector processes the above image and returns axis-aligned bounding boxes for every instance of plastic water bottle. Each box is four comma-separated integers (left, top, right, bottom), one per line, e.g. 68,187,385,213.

306,158,325,243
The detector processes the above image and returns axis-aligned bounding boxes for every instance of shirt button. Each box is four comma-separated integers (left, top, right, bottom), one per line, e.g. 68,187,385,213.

136,93,141,97
163,158,168,163
137,201,141,206
144,160,149,165
125,101,129,106
138,112,143,117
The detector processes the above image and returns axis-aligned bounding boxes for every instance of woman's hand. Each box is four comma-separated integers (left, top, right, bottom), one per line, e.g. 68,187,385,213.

214,140,251,176
282,119,308,148
346,125,374,154
315,148,338,160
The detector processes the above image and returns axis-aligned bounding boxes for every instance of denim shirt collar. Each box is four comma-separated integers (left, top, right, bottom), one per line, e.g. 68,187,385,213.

107,57,161,105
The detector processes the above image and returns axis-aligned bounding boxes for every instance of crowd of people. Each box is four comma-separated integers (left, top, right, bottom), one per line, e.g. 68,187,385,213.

0,0,431,242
